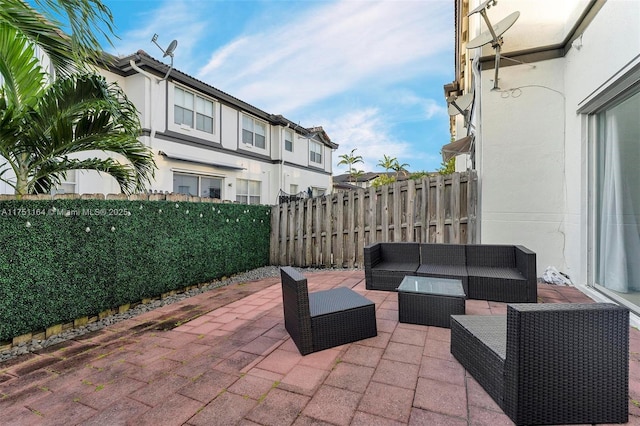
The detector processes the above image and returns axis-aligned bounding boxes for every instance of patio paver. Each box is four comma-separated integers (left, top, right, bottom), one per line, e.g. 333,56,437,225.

1,270,639,425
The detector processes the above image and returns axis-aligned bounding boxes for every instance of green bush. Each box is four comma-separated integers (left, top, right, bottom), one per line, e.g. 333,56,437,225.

0,199,271,341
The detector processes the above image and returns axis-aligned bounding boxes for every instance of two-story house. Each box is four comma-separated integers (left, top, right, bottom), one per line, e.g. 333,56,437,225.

2,49,337,204
448,0,640,313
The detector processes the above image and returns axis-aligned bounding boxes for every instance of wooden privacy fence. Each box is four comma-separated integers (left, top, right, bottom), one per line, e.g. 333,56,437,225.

270,170,477,268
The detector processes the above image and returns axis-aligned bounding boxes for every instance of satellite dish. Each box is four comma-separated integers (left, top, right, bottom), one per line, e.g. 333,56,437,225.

447,93,474,129
447,93,473,116
151,34,179,82
467,12,520,49
468,0,497,17
164,40,178,58
466,2,520,90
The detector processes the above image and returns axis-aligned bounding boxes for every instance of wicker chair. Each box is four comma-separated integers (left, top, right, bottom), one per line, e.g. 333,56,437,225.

280,267,377,355
451,303,629,425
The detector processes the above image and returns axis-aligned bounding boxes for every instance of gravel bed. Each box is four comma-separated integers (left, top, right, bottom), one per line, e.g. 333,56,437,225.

0,266,355,363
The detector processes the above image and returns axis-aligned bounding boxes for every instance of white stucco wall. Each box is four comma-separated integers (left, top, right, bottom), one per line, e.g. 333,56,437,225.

562,0,640,285
478,58,567,276
472,0,640,283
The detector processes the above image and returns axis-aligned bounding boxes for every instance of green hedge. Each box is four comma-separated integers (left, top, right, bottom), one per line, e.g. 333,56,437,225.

0,199,271,341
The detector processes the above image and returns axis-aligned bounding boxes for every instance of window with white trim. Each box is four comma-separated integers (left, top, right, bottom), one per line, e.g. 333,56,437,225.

173,173,222,199
284,129,293,152
311,187,326,197
53,170,76,194
242,115,266,149
310,140,322,164
236,179,261,205
174,87,214,133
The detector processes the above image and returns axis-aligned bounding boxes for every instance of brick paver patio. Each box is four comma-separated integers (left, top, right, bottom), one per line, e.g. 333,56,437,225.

1,269,640,425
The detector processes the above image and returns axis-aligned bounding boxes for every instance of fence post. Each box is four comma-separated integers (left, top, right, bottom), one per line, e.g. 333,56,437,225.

335,192,345,268
270,205,280,264
323,196,333,267
367,186,377,245
406,179,416,242
452,173,461,243
468,170,478,243
356,189,366,267
304,197,313,266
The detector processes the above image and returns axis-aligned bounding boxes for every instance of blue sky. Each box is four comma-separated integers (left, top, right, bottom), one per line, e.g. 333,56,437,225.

100,0,454,173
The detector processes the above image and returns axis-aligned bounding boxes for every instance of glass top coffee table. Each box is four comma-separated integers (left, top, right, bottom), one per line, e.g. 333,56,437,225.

396,276,466,328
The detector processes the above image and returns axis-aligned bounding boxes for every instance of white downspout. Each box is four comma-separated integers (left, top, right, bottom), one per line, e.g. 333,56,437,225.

129,60,158,146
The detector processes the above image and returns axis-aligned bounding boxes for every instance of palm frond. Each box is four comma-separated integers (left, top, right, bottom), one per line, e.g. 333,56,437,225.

13,73,156,195
0,23,47,108
0,0,115,75
30,157,142,195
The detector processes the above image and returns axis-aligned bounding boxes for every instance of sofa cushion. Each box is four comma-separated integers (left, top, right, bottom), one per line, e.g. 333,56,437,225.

417,264,467,277
467,266,524,280
466,245,516,268
309,287,374,317
379,242,420,264
420,243,466,266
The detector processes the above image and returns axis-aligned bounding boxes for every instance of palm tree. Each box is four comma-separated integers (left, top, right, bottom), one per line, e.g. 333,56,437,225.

390,160,410,178
377,155,409,178
377,154,397,173
0,25,155,197
337,148,364,182
0,0,115,76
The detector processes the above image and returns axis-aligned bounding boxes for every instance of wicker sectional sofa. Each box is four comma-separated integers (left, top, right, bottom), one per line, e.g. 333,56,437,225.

364,242,537,303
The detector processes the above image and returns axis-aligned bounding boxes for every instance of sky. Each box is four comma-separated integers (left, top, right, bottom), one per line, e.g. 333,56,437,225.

100,0,454,174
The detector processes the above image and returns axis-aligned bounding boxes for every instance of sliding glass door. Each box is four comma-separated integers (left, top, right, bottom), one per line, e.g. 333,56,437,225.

595,90,640,303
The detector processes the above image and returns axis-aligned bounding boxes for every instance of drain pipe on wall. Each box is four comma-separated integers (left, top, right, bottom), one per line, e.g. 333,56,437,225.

129,59,158,147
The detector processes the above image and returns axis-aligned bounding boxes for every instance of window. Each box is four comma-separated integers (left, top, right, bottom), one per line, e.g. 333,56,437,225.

242,115,266,149
53,170,76,194
173,173,223,199
196,97,214,133
290,184,298,195
310,140,322,164
236,179,261,205
594,89,640,295
285,129,293,152
311,187,326,197
174,87,214,133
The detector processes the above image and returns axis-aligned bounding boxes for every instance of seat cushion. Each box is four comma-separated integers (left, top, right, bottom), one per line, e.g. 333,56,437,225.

417,264,467,277
309,287,374,317
467,266,524,280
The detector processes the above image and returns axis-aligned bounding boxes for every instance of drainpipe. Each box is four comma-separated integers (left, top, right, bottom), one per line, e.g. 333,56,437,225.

129,60,158,146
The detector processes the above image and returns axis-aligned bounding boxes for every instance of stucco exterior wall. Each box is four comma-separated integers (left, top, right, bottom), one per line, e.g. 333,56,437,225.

562,1,640,285
472,0,640,283
478,58,567,276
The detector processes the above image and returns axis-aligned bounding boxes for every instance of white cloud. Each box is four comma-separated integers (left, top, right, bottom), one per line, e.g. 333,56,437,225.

314,108,411,173
196,0,452,114
395,90,448,121
109,0,210,71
